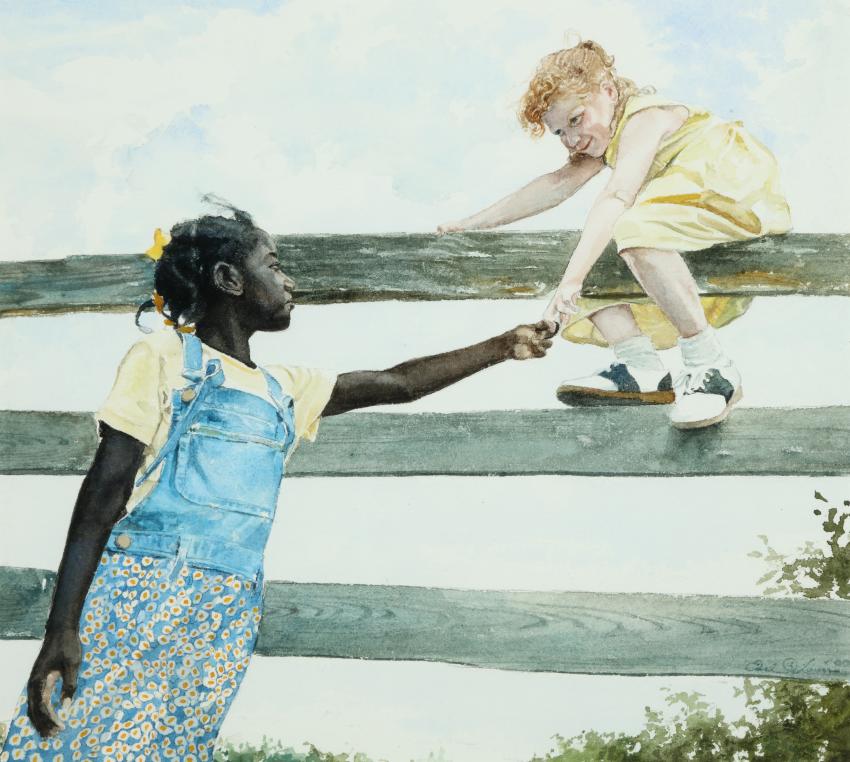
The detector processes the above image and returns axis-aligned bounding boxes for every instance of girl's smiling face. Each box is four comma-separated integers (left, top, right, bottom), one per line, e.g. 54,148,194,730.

543,82,618,159
239,230,295,331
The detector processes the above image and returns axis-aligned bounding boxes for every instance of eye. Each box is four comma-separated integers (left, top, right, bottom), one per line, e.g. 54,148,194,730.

569,114,582,127
553,128,562,136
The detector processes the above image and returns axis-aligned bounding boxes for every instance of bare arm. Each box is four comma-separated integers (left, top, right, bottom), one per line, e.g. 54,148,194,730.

28,424,144,737
544,107,686,324
322,321,555,416
438,154,603,233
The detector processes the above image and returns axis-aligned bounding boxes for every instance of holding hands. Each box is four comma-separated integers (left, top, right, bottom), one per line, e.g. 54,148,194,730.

501,320,557,360
436,221,466,236
543,277,582,329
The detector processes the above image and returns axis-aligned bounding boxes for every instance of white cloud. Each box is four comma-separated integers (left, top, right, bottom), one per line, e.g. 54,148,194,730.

0,0,675,258
741,3,850,232
0,0,843,259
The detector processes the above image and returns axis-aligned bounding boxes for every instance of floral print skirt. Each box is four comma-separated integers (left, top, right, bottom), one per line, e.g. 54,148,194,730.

1,550,263,762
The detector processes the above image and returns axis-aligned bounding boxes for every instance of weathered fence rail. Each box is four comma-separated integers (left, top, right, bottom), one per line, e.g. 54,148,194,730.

2,232,849,317
1,232,849,683
3,567,850,681
2,406,849,477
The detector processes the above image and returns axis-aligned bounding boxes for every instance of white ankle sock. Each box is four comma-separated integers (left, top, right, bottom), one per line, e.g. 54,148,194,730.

612,335,665,372
679,327,728,367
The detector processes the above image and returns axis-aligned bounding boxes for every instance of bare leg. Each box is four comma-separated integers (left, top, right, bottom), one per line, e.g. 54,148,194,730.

588,303,642,345
619,247,707,339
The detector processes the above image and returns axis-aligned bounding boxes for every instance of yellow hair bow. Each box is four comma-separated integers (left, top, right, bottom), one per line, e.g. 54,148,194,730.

145,228,171,260
151,290,195,333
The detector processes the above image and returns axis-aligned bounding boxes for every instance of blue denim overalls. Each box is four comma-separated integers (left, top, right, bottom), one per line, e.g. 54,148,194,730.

106,332,296,580
0,333,298,761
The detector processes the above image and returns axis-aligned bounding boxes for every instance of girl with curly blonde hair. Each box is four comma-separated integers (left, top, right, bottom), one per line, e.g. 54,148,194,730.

438,39,791,428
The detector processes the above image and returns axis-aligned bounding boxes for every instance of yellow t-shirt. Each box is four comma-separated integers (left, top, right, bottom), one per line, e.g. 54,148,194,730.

97,329,337,510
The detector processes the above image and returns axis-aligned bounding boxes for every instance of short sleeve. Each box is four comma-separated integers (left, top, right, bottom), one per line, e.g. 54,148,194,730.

267,365,337,442
96,341,162,445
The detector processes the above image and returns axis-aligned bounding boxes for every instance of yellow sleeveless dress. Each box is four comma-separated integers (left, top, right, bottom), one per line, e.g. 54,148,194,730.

562,93,792,348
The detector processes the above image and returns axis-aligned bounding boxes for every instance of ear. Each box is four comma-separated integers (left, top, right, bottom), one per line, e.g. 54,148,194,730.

601,80,619,102
211,261,244,297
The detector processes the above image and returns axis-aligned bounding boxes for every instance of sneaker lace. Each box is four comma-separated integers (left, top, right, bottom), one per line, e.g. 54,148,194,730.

675,365,711,394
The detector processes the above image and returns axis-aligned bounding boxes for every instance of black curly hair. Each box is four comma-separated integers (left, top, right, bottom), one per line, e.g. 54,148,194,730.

136,195,265,330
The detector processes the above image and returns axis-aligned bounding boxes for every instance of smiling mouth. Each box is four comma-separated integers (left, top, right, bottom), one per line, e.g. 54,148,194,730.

578,137,592,153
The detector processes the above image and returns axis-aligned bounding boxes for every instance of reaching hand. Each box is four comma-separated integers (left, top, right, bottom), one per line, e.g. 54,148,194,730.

543,278,582,328
436,221,465,236
502,320,557,360
27,628,82,737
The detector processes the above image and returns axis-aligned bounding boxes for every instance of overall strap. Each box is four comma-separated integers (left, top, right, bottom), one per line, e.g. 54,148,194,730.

181,332,204,382
134,333,224,487
260,367,294,417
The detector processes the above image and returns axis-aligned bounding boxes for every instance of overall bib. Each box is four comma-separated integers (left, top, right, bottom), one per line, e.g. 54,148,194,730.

2,334,296,762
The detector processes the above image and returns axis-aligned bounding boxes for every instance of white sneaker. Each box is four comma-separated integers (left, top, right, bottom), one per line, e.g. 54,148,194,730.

556,363,674,406
670,362,743,429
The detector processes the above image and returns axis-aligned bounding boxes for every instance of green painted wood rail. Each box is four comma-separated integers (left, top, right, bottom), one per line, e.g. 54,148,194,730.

2,232,848,317
2,232,849,683
2,567,849,681
2,406,849,477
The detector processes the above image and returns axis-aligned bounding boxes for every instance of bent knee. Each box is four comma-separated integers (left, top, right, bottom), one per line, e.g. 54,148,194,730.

618,246,649,262
618,246,678,262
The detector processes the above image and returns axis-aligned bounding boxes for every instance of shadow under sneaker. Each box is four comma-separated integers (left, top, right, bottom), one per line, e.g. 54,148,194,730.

556,363,674,407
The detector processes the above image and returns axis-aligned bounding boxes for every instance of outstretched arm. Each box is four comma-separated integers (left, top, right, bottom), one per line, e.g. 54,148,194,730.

322,321,555,416
27,425,144,737
543,106,686,324
437,155,603,233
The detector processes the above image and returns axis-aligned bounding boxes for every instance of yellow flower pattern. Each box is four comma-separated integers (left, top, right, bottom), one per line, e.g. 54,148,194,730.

1,551,262,762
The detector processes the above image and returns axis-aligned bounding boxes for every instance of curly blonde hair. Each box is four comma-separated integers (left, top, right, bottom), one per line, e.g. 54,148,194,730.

519,39,643,138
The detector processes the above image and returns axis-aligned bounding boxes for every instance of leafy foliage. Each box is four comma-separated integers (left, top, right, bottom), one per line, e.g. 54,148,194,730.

213,738,381,762
532,680,850,761
531,492,850,762
749,493,850,598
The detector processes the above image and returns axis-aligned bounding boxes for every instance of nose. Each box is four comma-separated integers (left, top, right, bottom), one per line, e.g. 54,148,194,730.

562,130,579,149
283,274,296,291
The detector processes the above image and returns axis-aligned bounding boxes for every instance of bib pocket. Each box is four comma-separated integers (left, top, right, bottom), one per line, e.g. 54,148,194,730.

175,424,285,516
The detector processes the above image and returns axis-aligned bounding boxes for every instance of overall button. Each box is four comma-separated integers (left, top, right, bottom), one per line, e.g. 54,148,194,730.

181,388,197,403
115,534,132,550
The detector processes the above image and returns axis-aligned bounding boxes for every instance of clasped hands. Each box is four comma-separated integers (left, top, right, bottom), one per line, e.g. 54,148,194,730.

542,276,582,331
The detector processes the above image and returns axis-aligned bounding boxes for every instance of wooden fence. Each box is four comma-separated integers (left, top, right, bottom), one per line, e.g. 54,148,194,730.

2,232,849,682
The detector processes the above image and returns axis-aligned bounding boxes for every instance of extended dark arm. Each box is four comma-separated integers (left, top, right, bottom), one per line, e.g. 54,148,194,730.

28,423,144,737
322,321,555,416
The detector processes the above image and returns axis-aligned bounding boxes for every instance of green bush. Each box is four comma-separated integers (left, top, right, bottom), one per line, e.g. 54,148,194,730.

213,737,381,761
531,680,850,761
531,492,850,762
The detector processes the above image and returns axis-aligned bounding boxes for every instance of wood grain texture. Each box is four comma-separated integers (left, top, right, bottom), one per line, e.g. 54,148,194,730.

2,233,848,317
2,407,848,477
4,569,850,680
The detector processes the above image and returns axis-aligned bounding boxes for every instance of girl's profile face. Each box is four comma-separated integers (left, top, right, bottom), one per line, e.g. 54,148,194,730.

543,82,618,159
239,230,295,331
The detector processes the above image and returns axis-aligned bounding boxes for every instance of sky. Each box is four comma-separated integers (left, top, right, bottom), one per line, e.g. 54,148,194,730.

0,0,846,261
1,1,850,759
